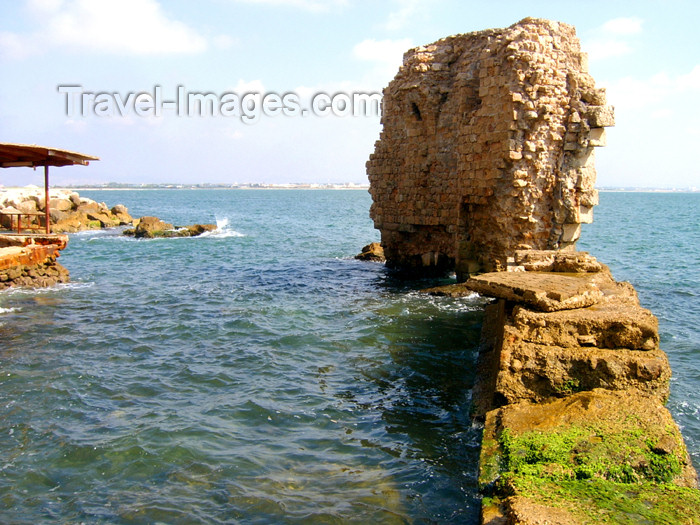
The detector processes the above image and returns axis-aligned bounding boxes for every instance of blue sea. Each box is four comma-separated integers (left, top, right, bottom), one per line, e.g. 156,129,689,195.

0,189,698,524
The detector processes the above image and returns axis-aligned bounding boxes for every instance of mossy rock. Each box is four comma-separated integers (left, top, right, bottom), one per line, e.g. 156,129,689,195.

502,477,700,524
480,389,698,524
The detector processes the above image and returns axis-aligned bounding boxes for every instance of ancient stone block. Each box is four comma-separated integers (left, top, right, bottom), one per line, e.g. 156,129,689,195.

464,271,605,312
496,325,671,404
588,127,607,147
486,389,697,488
560,223,581,243
512,301,660,350
586,105,616,127
513,250,603,273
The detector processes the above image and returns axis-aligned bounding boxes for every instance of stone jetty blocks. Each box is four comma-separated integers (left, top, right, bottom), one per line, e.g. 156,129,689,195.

369,17,700,524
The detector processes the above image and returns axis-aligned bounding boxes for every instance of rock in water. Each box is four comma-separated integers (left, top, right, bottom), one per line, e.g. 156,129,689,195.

186,224,217,236
124,217,217,238
355,242,385,262
131,216,175,238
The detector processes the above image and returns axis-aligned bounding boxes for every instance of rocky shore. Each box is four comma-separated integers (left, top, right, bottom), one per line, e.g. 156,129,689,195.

0,187,216,289
0,187,133,233
0,187,132,289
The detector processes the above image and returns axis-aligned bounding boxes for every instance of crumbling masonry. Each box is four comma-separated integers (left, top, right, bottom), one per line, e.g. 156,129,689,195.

367,18,614,279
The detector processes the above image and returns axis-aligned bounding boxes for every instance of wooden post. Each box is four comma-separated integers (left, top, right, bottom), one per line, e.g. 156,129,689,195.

44,165,50,234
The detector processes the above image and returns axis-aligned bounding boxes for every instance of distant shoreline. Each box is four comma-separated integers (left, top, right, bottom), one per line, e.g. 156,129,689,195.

51,185,371,191
2,184,697,193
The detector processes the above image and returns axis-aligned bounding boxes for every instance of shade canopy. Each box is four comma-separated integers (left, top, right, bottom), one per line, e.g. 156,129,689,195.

0,143,99,168
0,143,98,234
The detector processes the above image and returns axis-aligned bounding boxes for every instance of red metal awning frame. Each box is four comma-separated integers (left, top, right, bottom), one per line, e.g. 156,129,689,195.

0,143,99,234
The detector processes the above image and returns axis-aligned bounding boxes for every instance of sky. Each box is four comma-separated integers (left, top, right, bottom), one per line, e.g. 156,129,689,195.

0,0,698,189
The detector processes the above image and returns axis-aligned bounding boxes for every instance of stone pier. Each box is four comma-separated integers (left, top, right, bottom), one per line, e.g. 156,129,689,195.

367,17,700,524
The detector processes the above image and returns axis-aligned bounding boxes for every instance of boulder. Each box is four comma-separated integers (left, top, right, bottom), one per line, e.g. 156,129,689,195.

111,204,128,215
186,224,217,236
0,206,21,229
132,216,174,238
69,192,81,207
17,199,38,214
76,200,102,214
49,209,69,223
51,213,88,233
48,198,74,212
124,218,217,238
110,204,133,225
87,211,118,228
355,242,385,262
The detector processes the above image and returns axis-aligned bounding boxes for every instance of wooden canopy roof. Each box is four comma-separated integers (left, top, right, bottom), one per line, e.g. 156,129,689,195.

0,143,98,234
0,143,99,168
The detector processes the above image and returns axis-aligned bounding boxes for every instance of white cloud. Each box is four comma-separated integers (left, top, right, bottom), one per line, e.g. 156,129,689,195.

383,0,437,31
677,64,700,90
213,35,238,50
232,79,266,93
229,0,347,12
224,129,244,140
0,0,207,59
602,17,643,36
584,16,643,62
385,0,417,31
0,31,36,60
602,65,700,133
585,40,632,61
353,38,412,86
353,38,412,66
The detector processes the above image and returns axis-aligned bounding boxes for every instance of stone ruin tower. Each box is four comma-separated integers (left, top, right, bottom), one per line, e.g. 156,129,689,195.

366,18,614,280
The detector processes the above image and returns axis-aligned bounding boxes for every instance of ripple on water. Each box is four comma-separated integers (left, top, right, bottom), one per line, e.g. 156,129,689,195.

0,191,495,523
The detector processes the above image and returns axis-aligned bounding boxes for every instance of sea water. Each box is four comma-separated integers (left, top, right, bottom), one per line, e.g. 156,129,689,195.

0,189,697,524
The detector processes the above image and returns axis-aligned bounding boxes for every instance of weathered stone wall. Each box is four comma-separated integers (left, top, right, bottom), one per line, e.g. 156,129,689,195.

367,18,613,279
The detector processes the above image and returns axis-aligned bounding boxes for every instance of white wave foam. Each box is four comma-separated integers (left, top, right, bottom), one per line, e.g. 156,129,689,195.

0,307,20,314
197,217,246,239
2,281,94,297
201,229,246,239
